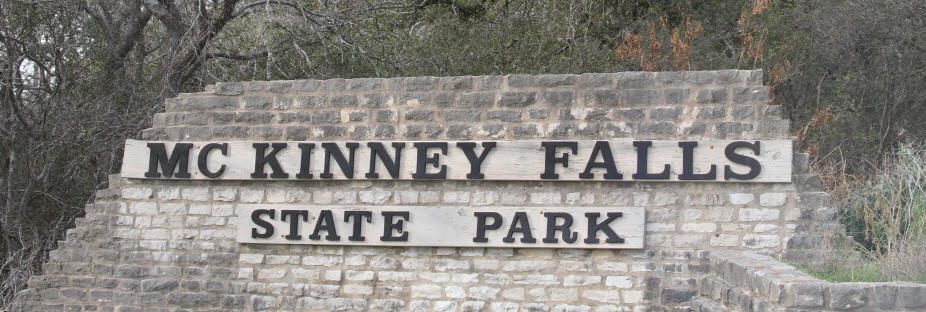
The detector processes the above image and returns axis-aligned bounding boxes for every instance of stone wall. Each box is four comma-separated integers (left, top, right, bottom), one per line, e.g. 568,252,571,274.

694,251,926,311
12,70,834,311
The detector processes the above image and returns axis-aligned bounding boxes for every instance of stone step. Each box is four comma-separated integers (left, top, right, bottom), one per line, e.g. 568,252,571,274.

692,296,731,312
699,275,781,312
94,187,119,200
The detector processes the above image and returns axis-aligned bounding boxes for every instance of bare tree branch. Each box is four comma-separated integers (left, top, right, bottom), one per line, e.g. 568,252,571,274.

113,0,152,59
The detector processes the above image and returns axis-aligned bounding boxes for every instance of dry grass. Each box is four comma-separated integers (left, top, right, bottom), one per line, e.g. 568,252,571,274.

616,15,702,71
795,145,926,283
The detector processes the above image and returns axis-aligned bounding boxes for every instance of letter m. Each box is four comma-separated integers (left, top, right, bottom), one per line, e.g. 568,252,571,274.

145,143,193,178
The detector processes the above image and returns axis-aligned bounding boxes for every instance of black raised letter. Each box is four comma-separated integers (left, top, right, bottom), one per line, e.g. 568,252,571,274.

724,141,762,180
678,141,717,180
457,142,497,179
252,143,288,179
296,143,315,179
503,212,537,243
579,141,623,180
250,209,275,239
540,141,578,179
473,212,503,243
198,143,227,178
631,141,670,180
321,142,359,179
380,211,410,241
145,143,193,178
281,210,308,240
543,213,578,243
309,210,340,241
412,142,448,179
344,211,372,242
584,212,625,244
366,142,405,179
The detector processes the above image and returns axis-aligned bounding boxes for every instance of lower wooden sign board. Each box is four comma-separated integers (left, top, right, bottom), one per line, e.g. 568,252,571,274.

237,205,645,249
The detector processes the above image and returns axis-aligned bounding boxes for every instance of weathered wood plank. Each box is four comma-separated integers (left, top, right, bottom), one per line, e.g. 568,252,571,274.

121,139,792,182
236,205,645,249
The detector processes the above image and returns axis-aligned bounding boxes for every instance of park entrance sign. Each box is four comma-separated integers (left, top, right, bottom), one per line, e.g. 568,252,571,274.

14,71,834,311
121,138,790,249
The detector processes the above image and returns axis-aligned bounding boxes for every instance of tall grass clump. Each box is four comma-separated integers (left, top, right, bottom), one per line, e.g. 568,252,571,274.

838,144,926,282
794,144,926,283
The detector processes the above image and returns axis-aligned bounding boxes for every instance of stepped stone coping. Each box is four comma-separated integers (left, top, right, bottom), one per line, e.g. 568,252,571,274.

699,250,926,311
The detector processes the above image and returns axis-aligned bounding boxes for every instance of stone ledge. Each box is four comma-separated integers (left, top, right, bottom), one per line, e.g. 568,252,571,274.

200,70,765,98
145,70,789,142
697,250,926,311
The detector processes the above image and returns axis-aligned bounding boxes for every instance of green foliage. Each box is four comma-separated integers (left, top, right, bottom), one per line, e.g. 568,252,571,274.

797,261,926,284
793,145,926,284
794,263,885,283
791,232,926,283
764,0,926,172
199,0,630,81
193,0,751,83
842,145,926,255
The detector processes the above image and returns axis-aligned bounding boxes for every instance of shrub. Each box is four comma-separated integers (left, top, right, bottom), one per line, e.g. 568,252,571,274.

801,145,926,283
842,145,926,277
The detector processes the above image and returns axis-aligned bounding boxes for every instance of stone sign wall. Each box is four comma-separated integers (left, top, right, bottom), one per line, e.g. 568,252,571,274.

12,70,836,311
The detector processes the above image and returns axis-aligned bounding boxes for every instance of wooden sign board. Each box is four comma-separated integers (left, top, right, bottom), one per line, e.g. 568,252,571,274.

237,205,645,249
121,139,792,182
